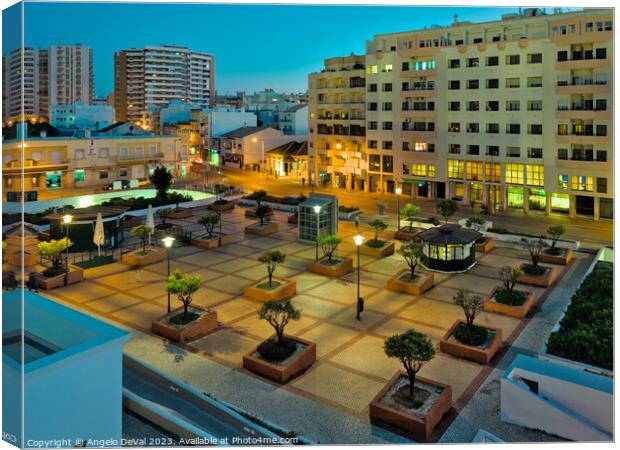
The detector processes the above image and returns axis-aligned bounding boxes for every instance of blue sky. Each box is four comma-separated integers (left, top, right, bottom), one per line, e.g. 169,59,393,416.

11,3,538,96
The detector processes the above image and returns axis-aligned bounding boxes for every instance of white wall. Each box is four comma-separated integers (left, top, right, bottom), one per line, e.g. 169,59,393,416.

209,110,257,137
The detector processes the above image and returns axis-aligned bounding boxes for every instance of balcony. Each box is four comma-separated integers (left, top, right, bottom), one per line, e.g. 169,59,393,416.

117,153,164,163
555,79,609,95
556,132,609,145
556,54,609,70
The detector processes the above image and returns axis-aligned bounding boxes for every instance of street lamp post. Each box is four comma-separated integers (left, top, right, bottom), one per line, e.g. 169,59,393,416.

252,137,266,178
162,236,175,313
313,205,321,261
395,187,402,231
218,208,223,247
353,234,365,320
62,214,73,286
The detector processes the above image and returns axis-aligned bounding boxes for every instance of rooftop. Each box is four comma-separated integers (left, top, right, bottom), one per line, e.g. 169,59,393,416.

417,223,482,245
219,125,270,139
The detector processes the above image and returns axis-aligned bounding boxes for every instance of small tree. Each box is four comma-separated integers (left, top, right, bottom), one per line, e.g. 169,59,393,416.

436,199,458,224
150,166,172,199
131,225,152,253
198,213,220,238
453,289,483,329
398,242,424,280
255,205,272,226
547,225,566,251
368,219,388,245
259,300,301,344
384,329,435,398
38,238,72,273
166,269,201,320
400,203,421,232
167,192,186,212
157,207,173,227
319,235,342,264
258,250,286,287
248,189,268,207
499,266,522,296
465,216,485,232
523,238,546,268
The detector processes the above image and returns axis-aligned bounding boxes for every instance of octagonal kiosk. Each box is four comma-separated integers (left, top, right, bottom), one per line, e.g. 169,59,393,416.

417,223,482,272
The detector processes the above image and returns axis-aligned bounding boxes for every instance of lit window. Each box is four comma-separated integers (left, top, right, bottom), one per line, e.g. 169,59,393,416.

448,160,464,179
485,163,500,182
412,60,436,71
412,164,426,176
526,165,544,186
466,161,483,181
505,163,524,184
570,175,593,191
414,142,428,152
367,65,378,74
381,64,393,72
557,174,568,190
74,169,85,182
427,165,436,177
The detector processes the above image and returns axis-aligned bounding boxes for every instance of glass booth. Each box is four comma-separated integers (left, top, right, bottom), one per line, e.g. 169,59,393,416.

417,224,482,272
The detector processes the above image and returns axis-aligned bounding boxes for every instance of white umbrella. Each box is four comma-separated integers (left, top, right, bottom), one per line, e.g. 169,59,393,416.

146,204,155,245
93,212,105,256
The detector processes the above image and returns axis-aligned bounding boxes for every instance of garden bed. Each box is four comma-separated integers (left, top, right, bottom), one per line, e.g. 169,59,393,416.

308,257,353,277
517,263,557,287
369,373,452,442
243,335,316,383
484,286,535,318
168,208,193,219
439,320,502,364
243,276,296,302
121,246,166,267
244,208,275,219
394,229,423,242
360,240,395,258
151,305,217,343
245,221,279,236
190,233,230,250
539,247,573,265
475,237,494,254
387,269,434,295
36,264,85,290
207,200,235,212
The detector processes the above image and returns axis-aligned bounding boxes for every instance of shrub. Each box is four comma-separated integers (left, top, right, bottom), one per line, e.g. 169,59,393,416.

157,207,174,227
258,251,286,287
494,288,527,306
167,192,187,212
384,329,435,398
522,237,546,268
453,289,487,346
197,213,220,238
499,266,522,297
436,199,458,224
150,166,172,199
38,238,72,276
130,225,152,253
318,235,342,264
453,324,488,346
465,216,485,232
255,205,272,226
367,219,388,246
246,190,268,206
398,242,423,280
166,269,202,321
400,203,421,232
257,300,301,361
546,225,566,254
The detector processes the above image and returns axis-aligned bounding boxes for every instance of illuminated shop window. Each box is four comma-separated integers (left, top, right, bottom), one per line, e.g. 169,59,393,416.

412,164,427,176
570,175,593,192
526,165,544,186
485,163,500,182
448,160,464,179
505,163,524,184
466,161,482,181
427,165,436,177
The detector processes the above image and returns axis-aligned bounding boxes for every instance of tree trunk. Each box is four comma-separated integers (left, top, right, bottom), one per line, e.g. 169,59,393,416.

268,269,273,287
408,370,416,398
183,301,188,320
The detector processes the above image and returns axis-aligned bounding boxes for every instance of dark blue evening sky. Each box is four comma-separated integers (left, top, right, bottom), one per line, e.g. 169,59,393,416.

13,3,553,96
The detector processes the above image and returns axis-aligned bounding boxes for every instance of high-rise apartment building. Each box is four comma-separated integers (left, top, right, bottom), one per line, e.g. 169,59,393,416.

113,45,215,124
308,8,613,220
2,44,93,121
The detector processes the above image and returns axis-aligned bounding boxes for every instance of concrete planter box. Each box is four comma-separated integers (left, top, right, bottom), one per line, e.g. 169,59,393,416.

244,208,275,219
153,224,174,238
243,276,296,302
207,201,235,212
517,263,557,287
151,305,217,343
308,257,353,277
190,233,230,250
168,208,193,219
394,229,423,242
439,320,502,364
243,336,316,383
37,265,85,290
245,221,279,236
540,247,573,265
484,286,535,319
122,246,166,267
338,209,362,221
360,240,395,258
369,373,452,442
475,237,495,254
387,269,434,295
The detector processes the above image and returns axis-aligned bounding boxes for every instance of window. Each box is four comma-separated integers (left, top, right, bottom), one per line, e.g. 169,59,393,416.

487,123,499,134
505,163,524,184
558,174,568,190
99,148,109,157
368,83,378,92
74,149,85,159
382,141,392,150
506,101,520,111
50,151,62,163
506,78,520,88
487,146,499,156
527,53,542,63
382,102,392,111
381,64,393,72
382,83,392,92
120,147,129,157
382,155,393,172
402,142,410,151
367,65,378,74
486,163,500,182
487,79,499,89
449,144,461,154
595,48,606,59
368,140,377,149
412,164,426,176
448,160,464,179
507,147,521,157
135,146,144,158
368,121,378,130
526,165,544,186
119,169,128,177
467,123,480,133
596,125,607,136
597,177,607,193
528,124,543,135
401,62,409,71
449,59,460,68
428,165,436,177
506,124,520,134
506,54,520,65
412,60,435,71
74,169,85,182
557,50,568,61
449,102,460,111
596,150,607,162
467,145,480,155
595,99,607,111
467,101,479,111
528,100,542,111
467,80,479,89
486,56,499,66
99,171,109,180
368,102,378,111
557,148,568,160
149,145,157,155
31,152,42,161
369,154,380,170
449,80,460,90
382,122,393,130
449,123,460,132
571,175,593,191
467,58,479,67
527,77,543,87
528,148,543,159
466,161,482,180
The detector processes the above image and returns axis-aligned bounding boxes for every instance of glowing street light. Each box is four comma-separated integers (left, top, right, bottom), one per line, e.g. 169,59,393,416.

313,205,322,261
62,214,73,286
353,234,365,320
395,186,402,231
162,236,175,313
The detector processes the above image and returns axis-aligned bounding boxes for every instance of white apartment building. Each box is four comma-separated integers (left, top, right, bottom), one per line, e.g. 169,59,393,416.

48,45,94,107
50,102,114,130
278,104,309,135
308,8,613,220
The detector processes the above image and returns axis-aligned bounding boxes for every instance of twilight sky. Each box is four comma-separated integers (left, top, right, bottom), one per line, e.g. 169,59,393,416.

5,2,563,96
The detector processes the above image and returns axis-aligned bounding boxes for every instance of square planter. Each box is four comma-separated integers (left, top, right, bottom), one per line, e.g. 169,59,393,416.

121,246,166,267
360,240,395,257
244,276,296,302
245,208,275,219
190,233,230,250
517,263,557,287
245,221,279,236
168,208,193,219
243,335,316,383
151,305,218,343
369,373,452,442
484,286,535,318
540,247,573,265
36,265,85,290
394,229,422,242
387,269,434,295
475,237,495,254
153,224,174,238
439,320,502,364
208,201,235,212
308,257,353,277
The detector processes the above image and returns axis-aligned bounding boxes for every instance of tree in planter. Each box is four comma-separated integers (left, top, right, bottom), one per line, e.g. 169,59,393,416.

497,266,526,305
255,205,272,226
248,189,268,207
523,238,547,275
400,203,421,233
197,213,220,239
258,251,286,288
319,235,342,265
436,199,458,224
157,208,173,228
257,300,301,361
130,225,152,254
167,192,187,212
38,238,73,276
150,166,172,199
384,329,435,400
367,219,388,247
166,269,202,322
546,225,566,255
452,289,487,346
398,242,424,281
465,216,485,232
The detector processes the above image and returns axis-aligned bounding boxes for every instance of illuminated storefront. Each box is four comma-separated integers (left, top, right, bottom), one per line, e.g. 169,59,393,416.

417,224,482,272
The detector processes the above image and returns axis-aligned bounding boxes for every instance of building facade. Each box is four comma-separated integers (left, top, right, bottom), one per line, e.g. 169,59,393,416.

113,45,215,124
50,102,114,130
308,8,613,220
47,45,94,107
278,104,309,135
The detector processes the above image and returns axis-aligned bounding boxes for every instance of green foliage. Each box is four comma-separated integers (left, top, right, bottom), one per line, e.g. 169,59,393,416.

258,251,286,287
38,238,72,271
166,269,202,320
130,225,152,253
246,190,268,206
465,216,485,232
546,225,566,249
453,289,483,329
398,242,424,279
400,203,421,232
167,192,187,211
150,166,173,199
453,323,488,346
156,207,173,225
258,300,301,344
257,337,297,362
494,288,527,306
499,266,522,295
198,213,220,238
384,329,435,397
368,219,388,245
255,205,272,226
318,235,342,264
522,237,546,267
435,199,458,223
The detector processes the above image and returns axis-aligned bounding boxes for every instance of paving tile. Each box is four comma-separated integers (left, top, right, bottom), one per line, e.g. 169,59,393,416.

111,301,164,329
362,256,405,276
212,244,260,257
328,335,401,380
329,309,388,333
238,237,290,250
288,272,330,292
86,293,143,313
307,278,379,304
177,251,235,267
298,322,362,358
419,353,484,402
191,329,260,367
54,281,116,303
209,257,261,273
397,298,464,329
439,274,498,296
291,294,348,319
213,297,260,322
339,268,390,288
231,314,319,341
96,269,163,291
235,264,300,282
373,317,447,342
362,289,416,314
